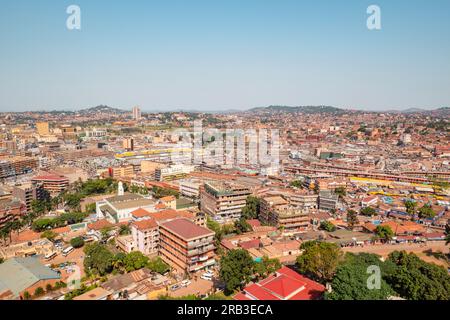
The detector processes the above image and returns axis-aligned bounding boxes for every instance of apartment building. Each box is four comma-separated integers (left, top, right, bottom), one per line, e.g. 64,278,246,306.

12,182,48,213
131,217,159,255
200,181,251,223
289,193,318,210
260,195,310,233
31,173,69,195
0,198,26,229
159,218,215,274
318,191,339,211
155,164,195,182
179,179,201,198
0,157,38,179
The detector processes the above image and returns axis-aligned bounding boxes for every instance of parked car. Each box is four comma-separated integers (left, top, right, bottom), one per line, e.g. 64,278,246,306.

170,284,181,291
180,280,191,287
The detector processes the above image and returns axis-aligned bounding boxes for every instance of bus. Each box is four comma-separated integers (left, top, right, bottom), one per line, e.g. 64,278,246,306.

62,246,74,257
44,252,57,261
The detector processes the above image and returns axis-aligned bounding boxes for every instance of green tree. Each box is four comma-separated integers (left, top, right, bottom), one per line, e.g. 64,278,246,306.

290,180,302,188
123,251,149,272
219,249,255,295
418,204,436,219
320,221,336,232
325,253,394,300
346,209,359,230
41,230,57,241
234,218,251,234
34,287,45,297
83,243,114,276
147,257,170,274
445,224,450,245
23,291,32,300
241,196,261,220
64,194,83,210
335,187,346,198
360,207,376,217
119,224,131,235
70,236,85,248
405,200,417,216
296,240,343,282
375,225,394,243
253,256,282,280
386,251,450,300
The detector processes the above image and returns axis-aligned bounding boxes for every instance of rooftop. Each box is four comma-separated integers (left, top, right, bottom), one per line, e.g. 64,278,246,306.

161,218,214,240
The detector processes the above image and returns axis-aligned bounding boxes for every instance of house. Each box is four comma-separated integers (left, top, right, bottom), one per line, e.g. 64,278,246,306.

73,287,113,300
234,266,325,300
0,257,61,300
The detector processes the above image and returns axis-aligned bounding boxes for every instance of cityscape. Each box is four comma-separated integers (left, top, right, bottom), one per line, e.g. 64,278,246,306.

0,0,449,307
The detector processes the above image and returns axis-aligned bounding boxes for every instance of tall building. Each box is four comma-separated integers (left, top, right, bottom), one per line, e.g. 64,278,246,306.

132,106,141,121
200,181,251,223
159,217,215,274
123,138,134,151
36,122,50,136
155,164,195,182
12,183,48,213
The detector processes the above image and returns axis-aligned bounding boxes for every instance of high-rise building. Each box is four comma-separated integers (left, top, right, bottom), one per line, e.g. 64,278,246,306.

123,138,134,151
132,106,141,121
36,122,50,136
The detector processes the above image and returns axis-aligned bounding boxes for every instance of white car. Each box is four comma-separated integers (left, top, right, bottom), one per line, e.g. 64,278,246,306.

180,280,191,287
201,274,213,281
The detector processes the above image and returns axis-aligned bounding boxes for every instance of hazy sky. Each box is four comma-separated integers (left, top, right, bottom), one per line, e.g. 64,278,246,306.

0,0,449,112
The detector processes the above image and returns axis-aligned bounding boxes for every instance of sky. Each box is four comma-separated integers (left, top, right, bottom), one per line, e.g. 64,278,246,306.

0,0,449,112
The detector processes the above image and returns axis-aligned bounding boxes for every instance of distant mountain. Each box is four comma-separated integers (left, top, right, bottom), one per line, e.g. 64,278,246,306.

77,105,127,114
248,105,345,114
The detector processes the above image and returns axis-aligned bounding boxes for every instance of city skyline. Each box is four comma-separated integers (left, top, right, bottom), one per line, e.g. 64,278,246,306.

1,0,450,112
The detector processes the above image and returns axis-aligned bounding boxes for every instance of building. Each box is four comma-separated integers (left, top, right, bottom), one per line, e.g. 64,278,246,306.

0,157,38,179
36,122,50,136
96,193,156,223
318,190,339,211
123,138,134,151
131,217,159,255
260,196,310,233
31,173,69,195
155,164,195,182
0,257,60,300
289,193,318,209
234,266,325,301
159,218,215,274
132,106,142,121
12,182,48,213
200,181,251,223
179,179,202,198
0,198,26,229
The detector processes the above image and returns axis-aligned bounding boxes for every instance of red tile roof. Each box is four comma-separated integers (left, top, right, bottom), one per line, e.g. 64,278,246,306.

131,208,153,218
88,219,113,231
234,266,325,301
132,218,158,231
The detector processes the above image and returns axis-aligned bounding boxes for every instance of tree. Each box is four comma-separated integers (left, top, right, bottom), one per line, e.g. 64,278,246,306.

326,253,394,300
418,204,436,219
119,224,131,235
290,180,302,188
34,287,45,297
386,251,450,300
296,241,343,282
64,194,83,210
23,291,32,300
253,256,282,281
45,284,53,292
41,230,57,241
241,196,261,220
335,187,346,198
234,218,251,234
320,221,336,232
70,236,85,248
83,243,114,276
147,257,170,274
0,257,4,264
360,207,376,217
346,210,359,230
219,249,255,294
405,200,417,216
375,225,394,242
123,251,149,272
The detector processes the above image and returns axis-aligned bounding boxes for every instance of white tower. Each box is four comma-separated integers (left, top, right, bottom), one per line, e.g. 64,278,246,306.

118,181,124,196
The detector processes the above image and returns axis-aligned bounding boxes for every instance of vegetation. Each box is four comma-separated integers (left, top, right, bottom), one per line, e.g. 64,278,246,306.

234,218,251,234
405,199,417,216
253,256,282,281
346,209,359,230
290,180,303,188
70,236,85,248
241,196,261,220
446,224,450,245
334,187,346,198
319,221,336,232
83,243,115,276
40,230,58,241
147,256,170,274
418,204,436,219
326,253,395,300
219,249,256,294
32,212,89,232
296,241,343,282
152,186,179,199
385,251,450,300
360,207,377,217
119,224,131,235
374,225,394,242
64,283,98,300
